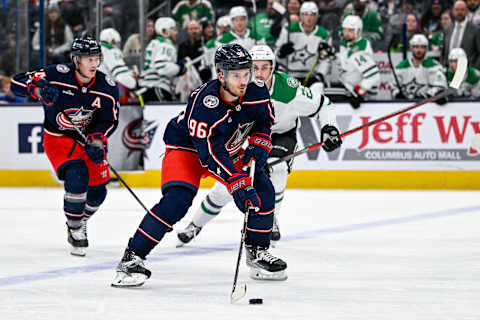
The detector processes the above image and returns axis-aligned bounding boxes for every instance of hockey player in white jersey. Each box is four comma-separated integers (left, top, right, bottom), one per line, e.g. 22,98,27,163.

177,44,342,248
201,6,263,81
338,15,380,109
138,17,187,102
275,1,333,87
447,48,480,99
392,34,448,104
98,28,137,90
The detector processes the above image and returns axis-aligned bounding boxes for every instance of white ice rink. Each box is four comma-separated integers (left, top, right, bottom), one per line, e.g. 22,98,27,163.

1,187,480,320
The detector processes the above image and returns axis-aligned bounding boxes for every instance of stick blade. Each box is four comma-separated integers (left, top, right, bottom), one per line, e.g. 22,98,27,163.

230,283,247,303
450,55,468,89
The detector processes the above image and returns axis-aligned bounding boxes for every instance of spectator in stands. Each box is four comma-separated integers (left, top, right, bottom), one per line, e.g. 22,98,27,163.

0,34,15,77
430,9,453,53
442,0,480,69
58,0,86,37
447,47,480,98
287,0,301,23
421,0,446,37
172,0,215,29
123,19,155,59
392,34,447,102
467,0,480,24
32,2,73,66
178,20,204,71
248,0,283,46
389,0,416,35
0,77,25,104
378,0,402,24
138,17,187,102
216,15,231,37
390,13,422,52
201,19,216,43
345,0,384,43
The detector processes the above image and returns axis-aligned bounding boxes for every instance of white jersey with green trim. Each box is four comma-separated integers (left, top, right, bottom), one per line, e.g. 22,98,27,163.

393,57,447,99
338,37,380,96
269,71,337,134
99,43,136,89
139,36,181,93
275,22,332,80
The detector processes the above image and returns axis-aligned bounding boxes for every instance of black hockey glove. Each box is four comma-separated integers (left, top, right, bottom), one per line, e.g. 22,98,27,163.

278,42,295,58
435,95,448,105
27,76,60,106
347,94,363,109
321,125,342,152
85,132,108,164
317,42,335,60
243,133,272,174
176,60,187,76
395,91,407,99
227,173,261,213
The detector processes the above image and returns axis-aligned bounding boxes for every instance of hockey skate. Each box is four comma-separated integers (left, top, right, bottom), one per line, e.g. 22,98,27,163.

67,219,88,257
245,244,287,281
176,222,202,247
111,249,151,287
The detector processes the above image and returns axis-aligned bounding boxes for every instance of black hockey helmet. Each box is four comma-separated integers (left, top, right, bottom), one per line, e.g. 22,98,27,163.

215,43,252,74
71,37,102,61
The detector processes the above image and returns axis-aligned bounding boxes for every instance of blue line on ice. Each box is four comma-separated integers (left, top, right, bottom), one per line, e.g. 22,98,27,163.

1,205,479,287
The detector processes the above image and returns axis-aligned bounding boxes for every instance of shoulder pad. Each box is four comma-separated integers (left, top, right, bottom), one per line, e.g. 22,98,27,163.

56,64,70,73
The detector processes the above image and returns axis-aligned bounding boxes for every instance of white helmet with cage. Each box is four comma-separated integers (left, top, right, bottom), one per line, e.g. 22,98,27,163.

100,28,121,45
449,48,467,61
155,17,176,37
409,34,429,47
229,6,248,20
300,1,318,15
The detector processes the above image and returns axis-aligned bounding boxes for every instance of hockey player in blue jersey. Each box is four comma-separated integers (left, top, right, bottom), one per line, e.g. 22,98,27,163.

112,43,287,287
10,37,119,257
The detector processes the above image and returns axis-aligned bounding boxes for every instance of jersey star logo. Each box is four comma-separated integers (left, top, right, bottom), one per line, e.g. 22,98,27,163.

290,44,316,66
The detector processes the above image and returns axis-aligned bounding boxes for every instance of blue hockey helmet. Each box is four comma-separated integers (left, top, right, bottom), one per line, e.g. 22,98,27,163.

215,43,252,74
71,37,102,62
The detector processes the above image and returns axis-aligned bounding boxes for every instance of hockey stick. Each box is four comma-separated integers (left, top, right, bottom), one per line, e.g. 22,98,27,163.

252,0,258,45
268,55,468,167
58,109,150,213
387,34,405,98
303,57,320,86
230,160,256,304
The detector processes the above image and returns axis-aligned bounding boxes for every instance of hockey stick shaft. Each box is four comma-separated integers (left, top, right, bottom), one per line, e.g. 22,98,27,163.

231,160,256,303
387,35,405,97
59,110,150,213
269,55,468,167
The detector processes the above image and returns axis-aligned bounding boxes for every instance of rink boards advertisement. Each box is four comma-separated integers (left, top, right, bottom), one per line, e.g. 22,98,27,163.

1,102,480,188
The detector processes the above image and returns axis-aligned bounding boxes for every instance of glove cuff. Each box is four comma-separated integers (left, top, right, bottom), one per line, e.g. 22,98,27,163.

227,173,252,194
248,133,272,153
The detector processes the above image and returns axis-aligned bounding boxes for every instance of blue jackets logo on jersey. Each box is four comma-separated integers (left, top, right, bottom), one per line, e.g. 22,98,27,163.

56,107,93,131
226,122,254,155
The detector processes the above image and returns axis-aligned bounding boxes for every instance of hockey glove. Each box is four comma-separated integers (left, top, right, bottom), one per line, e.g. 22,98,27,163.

27,76,60,106
227,173,261,213
317,42,335,60
321,125,342,152
85,133,108,164
176,60,187,76
243,133,272,173
278,42,295,58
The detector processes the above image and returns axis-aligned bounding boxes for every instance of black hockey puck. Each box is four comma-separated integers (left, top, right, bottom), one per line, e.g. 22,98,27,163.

249,298,263,304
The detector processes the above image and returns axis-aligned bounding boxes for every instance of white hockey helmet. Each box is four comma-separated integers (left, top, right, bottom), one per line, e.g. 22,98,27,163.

449,47,467,61
342,15,363,32
100,28,121,45
300,1,318,15
217,15,232,28
155,17,176,37
409,34,429,47
230,6,248,20
249,45,276,80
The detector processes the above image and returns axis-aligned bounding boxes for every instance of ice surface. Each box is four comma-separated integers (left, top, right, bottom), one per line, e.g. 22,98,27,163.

1,187,480,320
